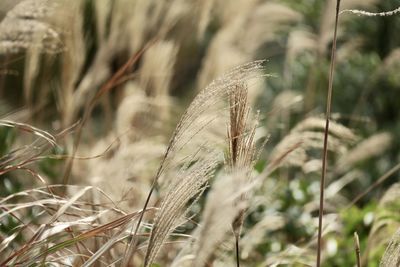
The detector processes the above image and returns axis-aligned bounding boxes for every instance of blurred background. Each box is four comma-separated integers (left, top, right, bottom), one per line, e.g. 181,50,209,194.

0,0,399,266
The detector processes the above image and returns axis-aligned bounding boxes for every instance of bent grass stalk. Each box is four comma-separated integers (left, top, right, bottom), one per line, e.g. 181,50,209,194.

122,61,265,266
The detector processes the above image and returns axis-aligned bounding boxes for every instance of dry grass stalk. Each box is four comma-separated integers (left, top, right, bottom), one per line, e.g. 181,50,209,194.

0,0,63,54
115,85,171,139
124,61,265,265
317,1,341,266
0,185,133,265
354,232,361,267
196,0,216,40
292,117,357,142
226,83,259,267
380,228,400,267
300,0,377,109
336,132,392,172
192,172,248,267
56,0,85,128
346,163,400,208
140,41,178,98
240,214,285,259
361,183,400,266
72,0,188,120
175,83,262,267
83,40,178,208
143,151,220,267
266,117,356,172
197,1,298,103
169,61,264,167
0,120,60,186
270,90,304,116
227,84,258,172
0,120,56,147
263,245,315,266
318,0,377,55
285,30,318,64
340,6,400,17
62,38,154,186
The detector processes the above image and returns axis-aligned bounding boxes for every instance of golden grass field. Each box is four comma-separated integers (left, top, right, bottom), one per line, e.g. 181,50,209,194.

0,0,399,266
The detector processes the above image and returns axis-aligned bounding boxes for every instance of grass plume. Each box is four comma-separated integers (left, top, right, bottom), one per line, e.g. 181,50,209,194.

123,61,265,265
380,228,400,267
144,151,219,267
226,84,259,267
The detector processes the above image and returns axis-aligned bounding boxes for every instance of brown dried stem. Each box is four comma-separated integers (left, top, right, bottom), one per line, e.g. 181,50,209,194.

316,0,341,266
354,232,361,267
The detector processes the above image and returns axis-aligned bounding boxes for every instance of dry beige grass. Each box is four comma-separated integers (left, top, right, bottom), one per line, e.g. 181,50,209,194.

363,183,400,265
144,151,220,267
197,1,299,104
380,227,400,267
192,172,248,267
1,0,399,266
268,116,357,171
0,0,63,54
336,132,392,172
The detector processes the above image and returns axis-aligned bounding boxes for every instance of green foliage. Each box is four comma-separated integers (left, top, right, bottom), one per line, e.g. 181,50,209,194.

38,146,66,181
0,127,15,156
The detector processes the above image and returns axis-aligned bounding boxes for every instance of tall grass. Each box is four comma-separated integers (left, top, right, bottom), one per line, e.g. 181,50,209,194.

317,1,341,266
1,0,400,266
